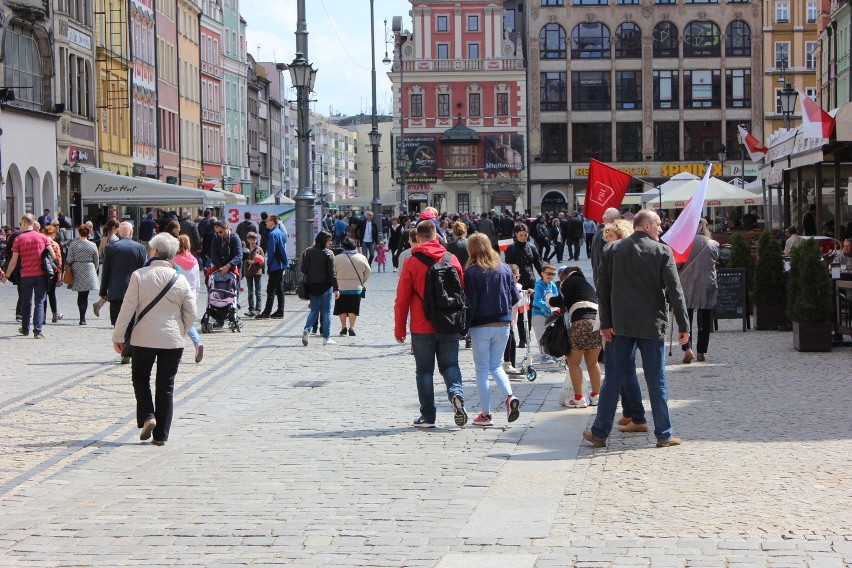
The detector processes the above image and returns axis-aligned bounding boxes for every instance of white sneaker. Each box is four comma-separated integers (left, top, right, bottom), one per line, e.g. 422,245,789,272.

567,396,588,409
589,394,599,406
302,330,309,346
559,388,571,407
323,338,337,345
502,361,519,374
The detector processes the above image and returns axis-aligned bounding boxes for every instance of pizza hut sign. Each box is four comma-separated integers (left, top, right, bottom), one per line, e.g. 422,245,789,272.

94,182,139,194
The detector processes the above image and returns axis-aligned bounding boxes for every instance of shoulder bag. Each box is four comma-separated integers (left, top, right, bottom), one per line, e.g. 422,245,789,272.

63,243,75,285
345,253,366,298
121,272,179,358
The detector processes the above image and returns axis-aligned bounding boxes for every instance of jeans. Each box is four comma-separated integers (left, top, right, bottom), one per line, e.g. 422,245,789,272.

305,287,333,339
246,274,262,312
546,241,564,263
261,270,284,315
585,234,594,258
683,308,712,354
131,346,183,442
411,332,464,423
19,276,47,334
187,325,201,347
592,335,672,441
361,241,375,265
470,325,513,414
617,344,646,424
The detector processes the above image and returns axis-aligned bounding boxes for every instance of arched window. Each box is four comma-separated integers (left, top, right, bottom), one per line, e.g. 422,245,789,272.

615,22,641,58
3,24,44,111
539,23,566,59
652,22,678,58
683,20,721,57
571,22,610,59
726,20,751,57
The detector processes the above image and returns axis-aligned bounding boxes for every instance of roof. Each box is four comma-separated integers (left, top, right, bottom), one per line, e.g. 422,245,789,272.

439,116,480,144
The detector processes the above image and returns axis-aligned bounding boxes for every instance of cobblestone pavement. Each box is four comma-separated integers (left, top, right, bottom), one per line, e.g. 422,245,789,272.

0,256,850,567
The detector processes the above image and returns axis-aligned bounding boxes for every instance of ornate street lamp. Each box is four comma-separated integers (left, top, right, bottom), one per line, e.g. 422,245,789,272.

779,85,798,130
736,123,746,188
718,144,727,177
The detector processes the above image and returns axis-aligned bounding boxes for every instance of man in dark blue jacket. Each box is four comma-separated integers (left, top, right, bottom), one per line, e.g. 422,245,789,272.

256,215,288,319
98,221,147,362
139,213,156,250
210,220,243,275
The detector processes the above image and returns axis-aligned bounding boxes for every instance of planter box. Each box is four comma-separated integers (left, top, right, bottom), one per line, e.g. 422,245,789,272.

792,321,833,352
754,303,786,330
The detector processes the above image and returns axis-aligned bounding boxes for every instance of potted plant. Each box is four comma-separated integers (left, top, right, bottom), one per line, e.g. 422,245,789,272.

787,239,833,351
727,232,754,316
752,230,786,330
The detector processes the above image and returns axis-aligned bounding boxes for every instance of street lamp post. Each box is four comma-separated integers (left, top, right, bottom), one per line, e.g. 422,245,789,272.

778,55,798,131
717,144,727,178
369,0,383,236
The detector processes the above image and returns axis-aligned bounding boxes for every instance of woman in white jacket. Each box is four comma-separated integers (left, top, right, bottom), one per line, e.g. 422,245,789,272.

112,233,197,446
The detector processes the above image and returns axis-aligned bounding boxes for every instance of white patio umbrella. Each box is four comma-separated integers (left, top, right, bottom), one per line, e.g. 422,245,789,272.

646,177,764,208
639,172,700,203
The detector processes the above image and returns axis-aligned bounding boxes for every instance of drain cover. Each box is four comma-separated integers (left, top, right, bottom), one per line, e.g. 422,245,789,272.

293,380,329,388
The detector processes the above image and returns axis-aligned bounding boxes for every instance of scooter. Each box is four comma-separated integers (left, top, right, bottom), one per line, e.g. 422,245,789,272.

509,292,537,382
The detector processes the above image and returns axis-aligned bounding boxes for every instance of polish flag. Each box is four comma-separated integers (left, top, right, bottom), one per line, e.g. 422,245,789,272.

661,164,711,263
498,238,513,252
796,88,835,139
584,159,633,223
736,124,768,163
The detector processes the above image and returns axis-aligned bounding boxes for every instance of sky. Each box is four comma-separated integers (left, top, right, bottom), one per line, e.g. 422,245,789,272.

240,0,411,117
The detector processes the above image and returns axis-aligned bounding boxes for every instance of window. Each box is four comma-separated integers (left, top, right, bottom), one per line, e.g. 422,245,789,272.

437,43,449,60
685,0,718,3
684,121,721,161
654,122,679,160
573,0,607,4
496,92,509,116
616,123,642,161
726,21,751,57
683,21,721,57
572,71,610,110
807,1,817,23
541,0,564,5
775,42,790,68
656,0,676,3
539,24,567,59
410,94,423,118
467,43,480,59
684,70,720,108
540,72,567,111
438,93,450,117
617,0,639,3
540,124,567,162
572,123,611,162
616,71,641,109
805,42,817,70
571,22,610,59
436,15,448,32
66,55,92,117
468,93,481,117
615,23,641,58
444,145,477,169
3,24,44,111
775,2,789,23
653,22,678,57
457,193,470,214
725,69,751,108
504,10,516,32
468,15,479,32
653,70,679,109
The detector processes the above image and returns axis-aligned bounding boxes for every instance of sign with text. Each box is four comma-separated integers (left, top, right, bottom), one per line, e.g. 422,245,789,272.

484,135,524,174
225,205,296,260
398,136,437,183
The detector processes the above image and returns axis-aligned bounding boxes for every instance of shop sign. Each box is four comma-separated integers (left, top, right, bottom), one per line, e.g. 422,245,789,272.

409,193,428,201
68,146,94,164
661,163,721,177
68,28,92,50
255,190,267,201
398,136,437,183
443,170,478,180
484,135,524,173
574,165,649,177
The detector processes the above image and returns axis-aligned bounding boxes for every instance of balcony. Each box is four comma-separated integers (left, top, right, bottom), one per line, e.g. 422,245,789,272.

201,60,223,79
202,108,222,124
400,57,524,73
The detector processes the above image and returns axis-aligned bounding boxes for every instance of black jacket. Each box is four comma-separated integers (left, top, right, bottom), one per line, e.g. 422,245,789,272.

301,246,338,294
567,217,585,241
356,220,379,243
99,237,147,300
550,272,598,321
503,240,542,290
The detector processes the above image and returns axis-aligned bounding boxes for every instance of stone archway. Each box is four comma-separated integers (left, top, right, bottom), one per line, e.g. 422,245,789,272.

5,163,22,224
41,171,55,216
25,167,40,214
541,190,568,213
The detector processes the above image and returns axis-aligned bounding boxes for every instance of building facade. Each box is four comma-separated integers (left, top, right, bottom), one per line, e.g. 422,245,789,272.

200,0,225,188
178,0,202,188
156,0,180,184
222,7,249,197
95,0,132,175
246,54,269,202
130,0,157,179
388,0,527,215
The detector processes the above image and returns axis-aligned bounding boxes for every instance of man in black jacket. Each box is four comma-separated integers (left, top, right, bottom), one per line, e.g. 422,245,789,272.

566,212,585,261
503,223,542,348
236,212,258,245
179,211,201,259
356,211,379,265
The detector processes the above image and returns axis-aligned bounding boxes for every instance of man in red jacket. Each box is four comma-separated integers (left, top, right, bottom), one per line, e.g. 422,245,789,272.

394,220,468,428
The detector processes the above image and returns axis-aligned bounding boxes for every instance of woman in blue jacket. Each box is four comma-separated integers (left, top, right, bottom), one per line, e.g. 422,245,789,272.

464,233,521,427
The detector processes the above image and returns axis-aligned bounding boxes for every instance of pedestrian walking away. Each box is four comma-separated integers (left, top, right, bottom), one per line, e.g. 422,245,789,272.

677,218,719,364
112,233,197,446
64,224,100,325
394,220,468,428
333,237,370,337
586,209,690,449
300,231,339,345
463,233,520,427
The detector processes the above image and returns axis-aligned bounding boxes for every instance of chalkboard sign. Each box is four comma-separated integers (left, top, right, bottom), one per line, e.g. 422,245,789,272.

714,267,748,331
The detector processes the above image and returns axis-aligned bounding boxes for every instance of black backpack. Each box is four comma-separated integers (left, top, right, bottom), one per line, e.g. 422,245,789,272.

413,251,467,335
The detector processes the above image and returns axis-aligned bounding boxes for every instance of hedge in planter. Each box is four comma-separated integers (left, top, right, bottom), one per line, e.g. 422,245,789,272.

753,230,786,329
787,239,833,351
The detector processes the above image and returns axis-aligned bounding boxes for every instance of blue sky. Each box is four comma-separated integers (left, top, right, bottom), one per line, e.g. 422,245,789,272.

241,0,410,117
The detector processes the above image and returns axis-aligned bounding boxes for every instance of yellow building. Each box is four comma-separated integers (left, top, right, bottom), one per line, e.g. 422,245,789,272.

178,0,203,188
95,0,132,174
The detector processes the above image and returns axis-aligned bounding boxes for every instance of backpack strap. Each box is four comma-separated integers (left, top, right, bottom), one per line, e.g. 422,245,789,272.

411,252,436,303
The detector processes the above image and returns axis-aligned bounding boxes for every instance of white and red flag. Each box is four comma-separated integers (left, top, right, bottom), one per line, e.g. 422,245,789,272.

796,88,835,139
736,124,768,163
498,238,513,252
661,164,711,263
584,159,633,223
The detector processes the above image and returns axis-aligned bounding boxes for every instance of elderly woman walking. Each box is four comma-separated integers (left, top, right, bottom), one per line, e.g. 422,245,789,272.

332,237,371,337
678,218,719,363
112,233,196,446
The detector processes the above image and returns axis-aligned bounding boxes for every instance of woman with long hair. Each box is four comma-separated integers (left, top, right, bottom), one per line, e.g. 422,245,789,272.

98,219,120,259
464,233,521,426
65,224,99,324
300,231,339,346
445,220,469,267
173,234,204,363
41,224,63,323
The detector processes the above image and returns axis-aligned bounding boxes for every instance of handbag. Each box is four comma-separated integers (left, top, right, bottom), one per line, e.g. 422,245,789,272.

42,247,59,280
296,281,308,300
539,311,571,358
345,253,366,299
121,272,179,358
63,265,74,286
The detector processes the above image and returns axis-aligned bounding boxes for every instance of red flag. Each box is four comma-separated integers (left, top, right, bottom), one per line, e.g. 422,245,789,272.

796,87,835,139
584,159,633,223
736,125,768,162
661,164,711,263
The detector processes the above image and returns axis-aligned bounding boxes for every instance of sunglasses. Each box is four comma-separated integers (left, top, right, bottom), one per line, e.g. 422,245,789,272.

543,272,556,276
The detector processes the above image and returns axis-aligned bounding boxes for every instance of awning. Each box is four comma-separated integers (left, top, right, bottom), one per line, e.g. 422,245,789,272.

210,187,249,204
80,168,225,207
834,103,852,141
576,193,644,206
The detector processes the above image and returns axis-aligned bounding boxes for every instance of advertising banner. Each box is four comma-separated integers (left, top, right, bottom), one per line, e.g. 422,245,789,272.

398,136,437,183
484,135,524,176
224,204,297,260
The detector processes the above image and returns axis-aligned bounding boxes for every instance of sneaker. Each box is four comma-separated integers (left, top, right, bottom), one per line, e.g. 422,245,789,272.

472,412,493,426
255,312,271,319
121,357,131,364
339,327,348,336
567,396,588,409
52,313,63,323
393,268,397,273
582,429,606,447
323,338,337,345
245,310,257,317
450,394,468,427
464,338,471,349
33,332,44,339
151,440,166,446
18,327,29,336
194,344,204,363
348,328,356,336
413,416,436,428
270,312,284,319
502,361,519,374
302,330,309,346
506,395,520,423
589,394,599,406
140,417,156,441
656,437,682,448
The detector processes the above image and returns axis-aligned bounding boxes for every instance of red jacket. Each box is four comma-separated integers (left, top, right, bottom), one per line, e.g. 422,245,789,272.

394,239,465,338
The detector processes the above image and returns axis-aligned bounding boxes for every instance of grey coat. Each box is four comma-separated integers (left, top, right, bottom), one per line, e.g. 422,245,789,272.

65,239,100,292
678,235,719,310
596,231,689,342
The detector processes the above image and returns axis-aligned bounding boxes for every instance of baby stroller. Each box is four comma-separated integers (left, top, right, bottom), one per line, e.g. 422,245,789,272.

201,269,243,333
